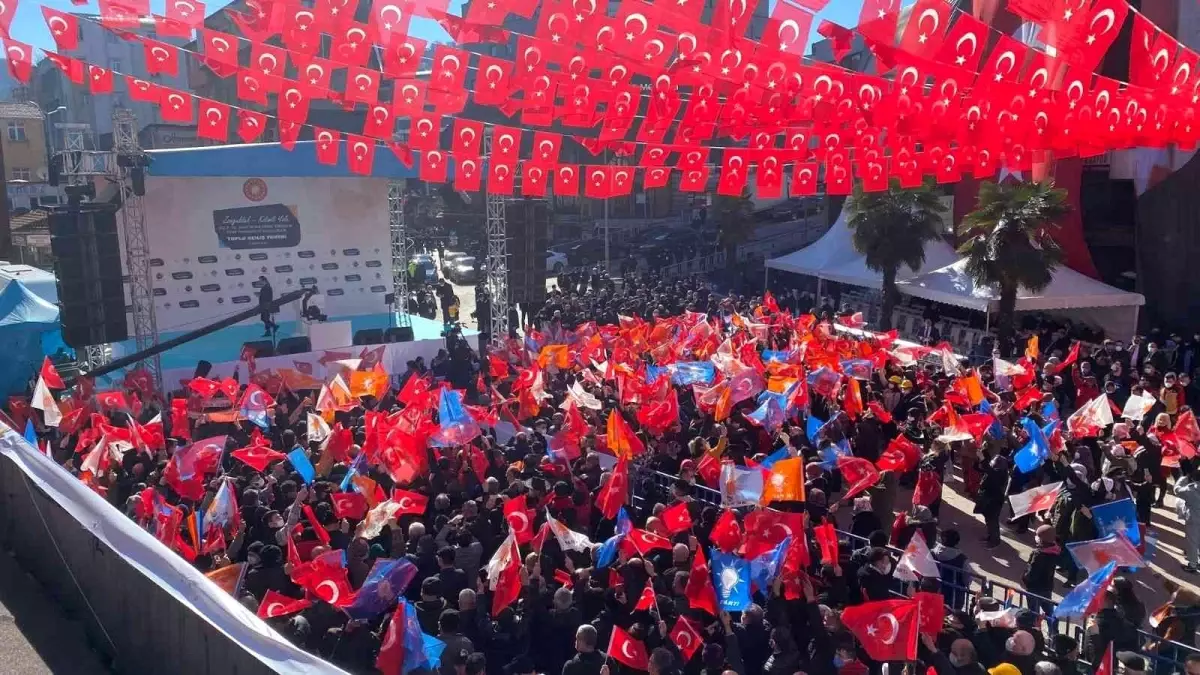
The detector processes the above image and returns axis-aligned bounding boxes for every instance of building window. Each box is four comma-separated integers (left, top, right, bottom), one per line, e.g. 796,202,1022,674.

11,167,31,181
109,58,122,73
7,122,26,141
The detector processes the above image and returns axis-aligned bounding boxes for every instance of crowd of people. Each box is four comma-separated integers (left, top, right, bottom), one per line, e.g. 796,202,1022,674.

9,271,1200,675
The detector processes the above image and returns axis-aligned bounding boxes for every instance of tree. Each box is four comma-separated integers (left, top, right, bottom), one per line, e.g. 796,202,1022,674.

958,180,1070,355
713,192,756,265
846,177,947,330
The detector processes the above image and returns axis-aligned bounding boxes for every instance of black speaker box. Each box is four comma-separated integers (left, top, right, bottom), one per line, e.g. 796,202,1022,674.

50,205,129,348
385,326,415,343
241,340,276,358
275,336,312,355
354,328,384,345
506,199,550,305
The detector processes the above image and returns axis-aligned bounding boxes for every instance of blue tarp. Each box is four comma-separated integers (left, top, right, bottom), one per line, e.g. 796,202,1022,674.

0,281,59,396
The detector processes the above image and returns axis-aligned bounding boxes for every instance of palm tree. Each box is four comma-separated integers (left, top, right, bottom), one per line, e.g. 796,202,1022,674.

712,192,755,265
846,177,947,330
958,180,1070,355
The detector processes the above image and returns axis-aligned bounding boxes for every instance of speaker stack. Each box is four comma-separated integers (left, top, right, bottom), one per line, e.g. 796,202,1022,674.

49,204,129,348
506,199,550,306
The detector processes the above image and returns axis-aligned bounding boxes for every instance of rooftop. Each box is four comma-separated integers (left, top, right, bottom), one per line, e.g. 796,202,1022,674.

0,102,44,120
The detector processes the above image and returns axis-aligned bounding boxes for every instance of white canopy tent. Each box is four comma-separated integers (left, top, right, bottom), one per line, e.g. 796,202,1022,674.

764,208,960,289
896,259,1145,339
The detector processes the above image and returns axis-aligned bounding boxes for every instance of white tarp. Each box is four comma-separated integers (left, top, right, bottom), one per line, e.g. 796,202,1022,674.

0,425,347,675
895,259,1145,313
764,207,959,290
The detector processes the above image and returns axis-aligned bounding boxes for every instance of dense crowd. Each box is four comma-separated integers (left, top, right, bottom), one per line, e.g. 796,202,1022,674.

9,273,1200,675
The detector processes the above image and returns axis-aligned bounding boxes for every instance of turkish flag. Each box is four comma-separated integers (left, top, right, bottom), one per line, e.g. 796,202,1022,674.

717,150,750,195
898,0,949,57
45,52,84,84
420,150,449,183
363,103,394,139
330,492,368,520
491,126,522,162
257,590,312,619
659,502,692,534
382,35,426,79
346,135,375,175
474,55,513,106
520,164,548,197
488,162,516,196
764,1,812,54
283,5,320,54
710,509,741,552
430,45,470,108
684,546,718,615
624,528,671,555
841,599,920,661
858,0,899,44
838,456,881,500
277,81,310,123
451,118,484,155
294,56,334,98
392,80,427,117
196,99,230,142
555,164,580,196
314,0,354,30
231,444,287,471
39,358,65,390
201,29,239,69
455,156,483,192
331,22,374,67
345,66,380,105
88,65,114,94
165,0,205,30
227,0,282,42
878,435,921,472
813,522,839,564
236,70,272,106
633,584,656,611
371,0,413,42
643,167,671,189
248,43,286,80
596,455,628,519
503,494,535,543
679,167,709,192
670,616,703,661
314,128,340,165
42,8,80,51
3,40,32,83
609,626,649,670
409,112,441,151
237,109,267,143
392,489,428,515
914,591,944,637
144,40,179,76
978,35,1028,84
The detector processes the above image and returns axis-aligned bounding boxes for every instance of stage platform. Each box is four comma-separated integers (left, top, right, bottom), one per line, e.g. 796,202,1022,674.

106,312,478,390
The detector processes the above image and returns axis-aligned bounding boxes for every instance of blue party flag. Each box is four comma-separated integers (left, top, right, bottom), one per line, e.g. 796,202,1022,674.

748,536,791,591
669,362,715,386
204,479,239,533
1014,417,1051,474
762,350,794,364
399,600,427,673
344,558,419,621
22,419,36,447
979,400,1004,439
595,533,623,569
1053,561,1116,620
1042,400,1060,422
616,507,633,536
646,365,668,384
710,549,753,611
288,446,316,484
819,440,853,470
1092,498,1141,546
746,397,785,432
420,633,447,670
759,447,791,471
840,358,874,380
432,388,481,447
806,415,827,444
341,451,367,492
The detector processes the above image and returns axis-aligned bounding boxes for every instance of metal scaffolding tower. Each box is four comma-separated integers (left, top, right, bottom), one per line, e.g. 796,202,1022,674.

112,108,161,391
54,122,116,370
484,133,509,350
389,179,411,328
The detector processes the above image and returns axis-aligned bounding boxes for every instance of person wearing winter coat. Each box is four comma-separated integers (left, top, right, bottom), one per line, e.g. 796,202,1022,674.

1021,526,1061,616
1174,463,1200,572
932,529,969,611
973,454,1009,548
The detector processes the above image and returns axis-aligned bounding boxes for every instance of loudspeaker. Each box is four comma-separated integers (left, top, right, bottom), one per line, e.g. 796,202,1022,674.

241,340,275,358
131,167,146,196
51,204,128,348
354,328,384,345
385,326,414,343
194,360,213,379
506,200,550,305
275,336,311,355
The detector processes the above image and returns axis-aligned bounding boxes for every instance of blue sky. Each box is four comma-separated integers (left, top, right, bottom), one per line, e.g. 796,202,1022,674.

8,0,866,58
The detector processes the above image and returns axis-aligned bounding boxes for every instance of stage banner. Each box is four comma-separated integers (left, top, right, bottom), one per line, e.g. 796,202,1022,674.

122,176,392,333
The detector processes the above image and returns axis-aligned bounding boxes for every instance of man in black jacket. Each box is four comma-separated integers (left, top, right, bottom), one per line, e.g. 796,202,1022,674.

857,548,894,601
1021,526,1061,616
562,625,605,675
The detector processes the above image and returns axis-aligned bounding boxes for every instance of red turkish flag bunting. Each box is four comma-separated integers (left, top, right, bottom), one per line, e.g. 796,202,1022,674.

43,8,80,51
679,167,709,192
420,150,449,183
346,134,375,175
935,12,988,70
474,55,513,106
452,119,483,155
3,41,32,83
345,66,380,105
202,29,239,68
382,35,426,79
522,163,549,197
764,1,813,55
1069,0,1129,73
283,5,320,54
237,70,275,105
859,0,900,45
144,40,179,76
315,0,355,30
237,109,267,143
363,103,394,139
555,164,579,196
455,156,483,192
491,126,523,162
196,99,230,142
331,22,374,67
250,42,287,79
489,162,516,196
278,120,302,150
166,0,205,29
979,35,1028,84
898,0,950,57
277,81,310,123
314,127,341,165
47,52,85,84
159,88,193,123
89,65,114,93
718,150,750,196
644,167,671,188
584,166,612,198
371,0,413,42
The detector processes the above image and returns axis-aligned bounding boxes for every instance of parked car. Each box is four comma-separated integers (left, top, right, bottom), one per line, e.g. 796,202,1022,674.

440,251,469,276
408,254,438,284
448,256,480,284
546,250,567,275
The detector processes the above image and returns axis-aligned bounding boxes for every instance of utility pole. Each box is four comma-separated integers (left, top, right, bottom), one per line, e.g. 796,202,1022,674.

0,131,10,261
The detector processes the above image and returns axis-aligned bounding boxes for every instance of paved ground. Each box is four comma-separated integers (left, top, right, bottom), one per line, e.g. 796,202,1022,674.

0,549,111,674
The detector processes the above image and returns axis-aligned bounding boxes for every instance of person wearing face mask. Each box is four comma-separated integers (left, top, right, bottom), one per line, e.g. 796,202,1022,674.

1021,526,1061,615
1162,373,1187,417
922,633,987,675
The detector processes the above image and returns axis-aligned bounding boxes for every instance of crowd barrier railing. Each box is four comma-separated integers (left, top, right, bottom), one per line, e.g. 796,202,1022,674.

630,466,1197,672
0,426,344,675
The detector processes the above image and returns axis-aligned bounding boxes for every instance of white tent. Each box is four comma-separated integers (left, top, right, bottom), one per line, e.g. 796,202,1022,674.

764,208,960,289
896,259,1145,338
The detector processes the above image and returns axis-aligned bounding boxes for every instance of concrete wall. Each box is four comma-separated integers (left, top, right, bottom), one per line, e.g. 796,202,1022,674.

0,453,278,675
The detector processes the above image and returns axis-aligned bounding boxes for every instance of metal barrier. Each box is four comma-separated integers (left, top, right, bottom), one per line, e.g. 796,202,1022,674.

629,466,1197,671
